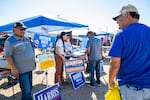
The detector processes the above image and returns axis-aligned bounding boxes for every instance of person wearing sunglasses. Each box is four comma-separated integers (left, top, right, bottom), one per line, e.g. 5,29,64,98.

4,22,35,100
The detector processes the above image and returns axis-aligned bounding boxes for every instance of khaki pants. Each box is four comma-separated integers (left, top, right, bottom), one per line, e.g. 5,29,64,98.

54,54,64,83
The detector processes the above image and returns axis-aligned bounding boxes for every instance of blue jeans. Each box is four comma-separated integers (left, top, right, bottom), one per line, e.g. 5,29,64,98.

89,60,101,86
19,71,32,100
120,85,150,100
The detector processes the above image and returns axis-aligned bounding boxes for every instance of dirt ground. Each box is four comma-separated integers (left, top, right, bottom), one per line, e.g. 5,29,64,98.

0,59,110,100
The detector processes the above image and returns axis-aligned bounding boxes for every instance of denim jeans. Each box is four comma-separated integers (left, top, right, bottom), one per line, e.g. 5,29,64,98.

89,60,100,86
19,71,32,100
120,85,150,100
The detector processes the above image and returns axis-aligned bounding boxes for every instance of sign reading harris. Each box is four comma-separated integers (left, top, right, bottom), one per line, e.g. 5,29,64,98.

70,71,85,90
33,34,56,50
33,84,61,100
64,59,85,74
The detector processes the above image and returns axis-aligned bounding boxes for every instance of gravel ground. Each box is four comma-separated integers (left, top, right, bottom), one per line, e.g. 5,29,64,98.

0,60,110,100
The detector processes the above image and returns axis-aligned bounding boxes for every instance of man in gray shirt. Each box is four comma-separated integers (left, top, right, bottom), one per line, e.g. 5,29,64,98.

86,31,103,88
4,22,35,100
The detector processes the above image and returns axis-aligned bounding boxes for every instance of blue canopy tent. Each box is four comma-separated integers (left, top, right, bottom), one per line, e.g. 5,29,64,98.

0,15,88,33
96,32,114,37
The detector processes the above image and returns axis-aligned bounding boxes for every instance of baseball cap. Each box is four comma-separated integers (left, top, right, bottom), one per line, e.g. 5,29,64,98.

13,22,27,29
113,4,139,21
86,31,94,36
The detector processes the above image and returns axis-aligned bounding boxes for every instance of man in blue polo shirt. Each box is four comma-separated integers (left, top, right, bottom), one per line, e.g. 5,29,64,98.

108,4,150,100
4,22,35,100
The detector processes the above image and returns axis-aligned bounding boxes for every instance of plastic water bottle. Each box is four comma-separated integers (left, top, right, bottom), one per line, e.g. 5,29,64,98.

100,60,104,72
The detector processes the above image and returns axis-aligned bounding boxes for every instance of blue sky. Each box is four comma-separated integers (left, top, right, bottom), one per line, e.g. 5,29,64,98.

0,0,150,34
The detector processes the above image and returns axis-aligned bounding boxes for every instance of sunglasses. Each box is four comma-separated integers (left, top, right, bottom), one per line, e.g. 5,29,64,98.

19,28,26,31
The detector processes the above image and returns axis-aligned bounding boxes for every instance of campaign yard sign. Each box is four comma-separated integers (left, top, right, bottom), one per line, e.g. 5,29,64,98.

37,54,55,70
33,84,61,100
64,59,85,74
70,71,85,90
33,34,56,50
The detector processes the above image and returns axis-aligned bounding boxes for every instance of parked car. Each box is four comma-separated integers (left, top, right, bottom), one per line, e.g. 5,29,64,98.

0,35,9,52
72,38,82,46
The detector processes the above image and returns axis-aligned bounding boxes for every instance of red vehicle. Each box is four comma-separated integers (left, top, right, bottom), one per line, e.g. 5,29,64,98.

0,35,9,53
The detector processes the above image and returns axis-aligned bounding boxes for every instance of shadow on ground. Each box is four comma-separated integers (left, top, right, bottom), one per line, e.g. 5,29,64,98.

0,90,20,100
60,81,108,100
1,79,108,100
0,84,47,100
34,70,45,75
